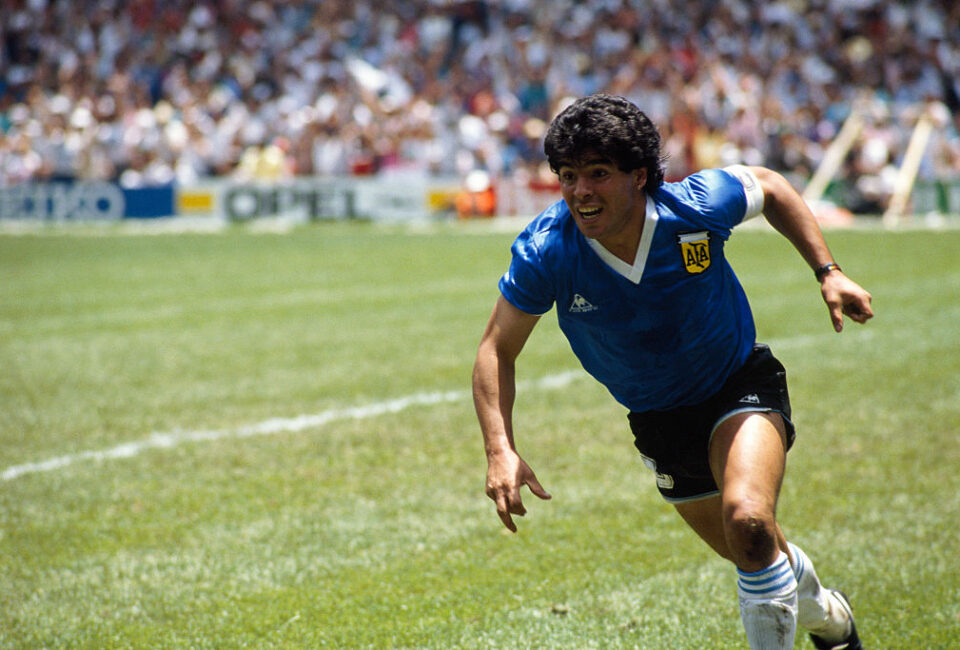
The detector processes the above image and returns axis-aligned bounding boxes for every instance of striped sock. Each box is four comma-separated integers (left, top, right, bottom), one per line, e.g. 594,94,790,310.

786,541,851,641
737,551,798,649
786,541,828,628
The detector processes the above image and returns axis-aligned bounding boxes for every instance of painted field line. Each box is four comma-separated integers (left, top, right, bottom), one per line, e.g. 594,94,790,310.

1,328,870,483
1,370,586,483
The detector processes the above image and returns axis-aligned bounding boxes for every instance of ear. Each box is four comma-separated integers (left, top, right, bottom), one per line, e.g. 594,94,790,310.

634,168,648,191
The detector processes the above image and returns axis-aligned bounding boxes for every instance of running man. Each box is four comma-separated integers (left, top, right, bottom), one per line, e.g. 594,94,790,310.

473,94,871,649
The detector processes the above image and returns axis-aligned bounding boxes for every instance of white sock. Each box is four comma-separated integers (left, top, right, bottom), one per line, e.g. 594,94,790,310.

737,551,798,649
786,542,852,642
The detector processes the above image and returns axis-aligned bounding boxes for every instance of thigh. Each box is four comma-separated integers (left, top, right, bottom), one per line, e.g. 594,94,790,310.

675,412,791,565
709,411,788,512
673,495,734,562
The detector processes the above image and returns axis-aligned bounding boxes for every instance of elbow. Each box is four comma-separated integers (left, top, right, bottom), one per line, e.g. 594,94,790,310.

752,167,798,205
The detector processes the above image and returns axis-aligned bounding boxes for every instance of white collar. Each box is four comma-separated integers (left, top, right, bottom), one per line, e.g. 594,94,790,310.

585,195,659,284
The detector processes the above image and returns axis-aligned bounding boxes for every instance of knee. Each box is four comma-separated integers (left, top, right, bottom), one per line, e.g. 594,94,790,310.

723,499,778,570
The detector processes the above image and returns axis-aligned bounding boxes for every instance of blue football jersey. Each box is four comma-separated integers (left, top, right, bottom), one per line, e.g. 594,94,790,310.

499,166,766,412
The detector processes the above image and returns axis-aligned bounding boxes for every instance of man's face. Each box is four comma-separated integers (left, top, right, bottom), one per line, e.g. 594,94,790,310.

557,156,647,245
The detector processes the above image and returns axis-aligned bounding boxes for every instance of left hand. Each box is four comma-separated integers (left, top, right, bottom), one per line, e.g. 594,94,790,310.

820,271,873,332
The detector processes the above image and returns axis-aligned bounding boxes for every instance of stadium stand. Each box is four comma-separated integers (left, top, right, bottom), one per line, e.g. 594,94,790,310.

1,0,958,215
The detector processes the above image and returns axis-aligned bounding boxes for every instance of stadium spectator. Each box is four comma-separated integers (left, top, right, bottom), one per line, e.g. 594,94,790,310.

1,0,958,215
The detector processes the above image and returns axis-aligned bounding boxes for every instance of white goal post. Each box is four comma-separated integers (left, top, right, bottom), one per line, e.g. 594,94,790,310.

883,111,935,226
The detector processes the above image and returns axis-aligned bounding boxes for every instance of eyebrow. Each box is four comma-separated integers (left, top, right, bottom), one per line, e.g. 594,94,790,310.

558,156,614,170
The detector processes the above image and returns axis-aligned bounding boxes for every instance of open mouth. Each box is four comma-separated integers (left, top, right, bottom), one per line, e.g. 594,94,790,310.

578,207,602,221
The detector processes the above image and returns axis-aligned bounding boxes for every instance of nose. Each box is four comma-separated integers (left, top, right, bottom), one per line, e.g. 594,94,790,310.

573,176,593,199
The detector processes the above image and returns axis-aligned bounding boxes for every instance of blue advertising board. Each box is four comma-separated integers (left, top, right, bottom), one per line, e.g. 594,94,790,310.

0,182,175,220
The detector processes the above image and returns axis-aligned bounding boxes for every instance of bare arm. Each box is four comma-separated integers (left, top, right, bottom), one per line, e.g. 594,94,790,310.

473,295,551,532
749,167,874,332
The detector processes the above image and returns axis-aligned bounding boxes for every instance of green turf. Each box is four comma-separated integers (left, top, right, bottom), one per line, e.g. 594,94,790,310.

2,221,959,648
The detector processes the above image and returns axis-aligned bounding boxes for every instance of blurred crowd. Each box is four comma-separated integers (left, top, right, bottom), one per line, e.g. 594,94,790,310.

2,0,959,213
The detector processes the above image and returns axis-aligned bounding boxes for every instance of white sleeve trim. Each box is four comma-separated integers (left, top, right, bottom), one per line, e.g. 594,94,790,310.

724,165,765,221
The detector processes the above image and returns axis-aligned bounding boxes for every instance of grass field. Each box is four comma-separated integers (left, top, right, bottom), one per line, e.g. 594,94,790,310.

2,220,959,648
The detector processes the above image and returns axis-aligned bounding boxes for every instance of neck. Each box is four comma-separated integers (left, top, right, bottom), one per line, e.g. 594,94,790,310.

600,229,642,263
598,198,646,264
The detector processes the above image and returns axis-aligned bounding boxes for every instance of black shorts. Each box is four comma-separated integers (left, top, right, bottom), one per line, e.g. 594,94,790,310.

627,344,795,503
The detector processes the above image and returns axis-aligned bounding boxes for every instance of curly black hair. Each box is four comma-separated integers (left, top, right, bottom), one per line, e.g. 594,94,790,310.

544,94,666,189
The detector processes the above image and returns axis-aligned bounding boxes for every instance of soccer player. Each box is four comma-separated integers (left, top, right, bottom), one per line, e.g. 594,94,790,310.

472,94,872,649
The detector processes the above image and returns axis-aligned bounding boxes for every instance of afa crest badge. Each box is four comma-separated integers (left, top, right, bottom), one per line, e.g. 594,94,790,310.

677,231,711,274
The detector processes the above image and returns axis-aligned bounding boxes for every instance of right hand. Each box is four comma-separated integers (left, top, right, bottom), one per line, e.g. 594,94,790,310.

485,449,552,533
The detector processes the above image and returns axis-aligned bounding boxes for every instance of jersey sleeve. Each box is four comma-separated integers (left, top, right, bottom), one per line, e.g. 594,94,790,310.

723,164,765,220
668,167,764,235
498,227,556,316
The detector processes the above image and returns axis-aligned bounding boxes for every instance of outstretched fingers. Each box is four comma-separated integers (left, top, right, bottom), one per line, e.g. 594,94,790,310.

488,485,524,532
525,473,552,502
485,461,551,533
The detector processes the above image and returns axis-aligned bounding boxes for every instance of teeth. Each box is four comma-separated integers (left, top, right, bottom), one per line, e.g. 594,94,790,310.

579,207,601,218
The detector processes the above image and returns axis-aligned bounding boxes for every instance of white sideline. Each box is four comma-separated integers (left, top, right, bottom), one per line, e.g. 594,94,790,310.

1,328,870,483
1,370,586,482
